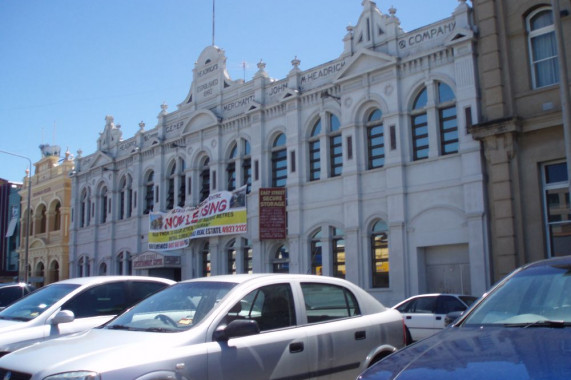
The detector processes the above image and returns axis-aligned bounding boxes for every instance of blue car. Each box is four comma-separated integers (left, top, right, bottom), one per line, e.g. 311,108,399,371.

358,255,571,380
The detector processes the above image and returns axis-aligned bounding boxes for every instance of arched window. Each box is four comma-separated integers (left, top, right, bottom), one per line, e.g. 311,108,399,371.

34,262,45,287
78,256,90,277
202,242,211,277
309,119,321,181
329,114,342,177
242,140,252,193
332,227,345,278
80,188,90,228
167,162,176,210
116,251,132,275
100,186,108,223
200,157,211,202
119,175,132,220
37,204,47,234
271,133,287,187
178,159,186,207
99,262,107,275
227,143,238,191
273,245,289,273
243,238,253,274
144,170,154,215
411,88,429,160
48,260,59,284
310,229,322,275
527,7,559,88
367,109,385,169
371,220,389,288
52,201,61,231
438,82,458,155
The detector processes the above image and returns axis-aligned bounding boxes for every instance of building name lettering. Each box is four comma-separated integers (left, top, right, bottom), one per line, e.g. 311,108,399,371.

33,187,52,197
197,63,219,78
268,83,287,96
399,22,456,49
119,140,136,151
300,61,346,86
223,95,255,112
165,121,184,133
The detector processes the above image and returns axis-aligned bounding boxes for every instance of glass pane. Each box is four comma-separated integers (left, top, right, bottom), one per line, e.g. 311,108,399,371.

413,88,428,109
330,114,341,132
311,119,322,137
274,133,286,147
438,82,455,103
531,10,553,31
549,222,571,256
546,163,568,183
368,109,382,122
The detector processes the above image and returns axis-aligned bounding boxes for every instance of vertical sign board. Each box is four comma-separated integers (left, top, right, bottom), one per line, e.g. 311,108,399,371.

259,188,286,240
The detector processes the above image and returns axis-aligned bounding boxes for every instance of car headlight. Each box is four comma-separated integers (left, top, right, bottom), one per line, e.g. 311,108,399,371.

43,371,101,380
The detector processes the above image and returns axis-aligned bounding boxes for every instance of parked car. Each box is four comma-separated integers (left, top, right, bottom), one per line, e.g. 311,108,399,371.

0,274,406,380
0,282,35,310
358,255,571,380
0,275,174,357
392,293,478,342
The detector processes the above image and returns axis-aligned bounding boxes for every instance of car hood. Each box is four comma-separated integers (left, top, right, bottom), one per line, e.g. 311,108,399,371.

360,326,571,380
0,327,199,375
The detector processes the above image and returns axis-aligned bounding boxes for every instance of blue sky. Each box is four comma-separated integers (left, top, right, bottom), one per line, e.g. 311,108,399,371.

0,0,464,183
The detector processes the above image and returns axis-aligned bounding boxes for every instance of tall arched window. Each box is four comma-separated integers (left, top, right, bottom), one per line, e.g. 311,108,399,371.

80,188,91,228
243,238,252,274
438,82,458,155
38,204,47,234
310,229,322,275
411,88,429,161
329,114,342,177
309,119,321,181
226,239,237,274
48,260,59,284
332,227,345,279
119,175,132,220
271,133,287,187
167,162,176,210
273,245,289,273
242,140,252,193
367,109,385,169
227,143,238,191
100,186,108,223
371,220,389,288
52,201,61,231
200,157,211,202
99,262,107,275
78,256,90,277
527,7,559,88
144,170,154,215
178,159,186,207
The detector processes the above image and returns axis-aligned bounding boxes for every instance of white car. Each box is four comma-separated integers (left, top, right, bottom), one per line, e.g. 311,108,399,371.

393,293,478,342
0,276,174,357
0,274,405,380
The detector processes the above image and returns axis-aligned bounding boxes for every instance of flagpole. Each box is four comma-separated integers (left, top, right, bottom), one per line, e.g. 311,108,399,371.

212,0,215,46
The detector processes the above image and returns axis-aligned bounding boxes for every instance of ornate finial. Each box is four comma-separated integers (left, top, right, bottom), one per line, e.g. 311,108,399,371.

161,102,168,114
77,149,83,158
139,121,145,131
389,5,396,17
291,56,300,69
257,59,266,71
25,167,29,176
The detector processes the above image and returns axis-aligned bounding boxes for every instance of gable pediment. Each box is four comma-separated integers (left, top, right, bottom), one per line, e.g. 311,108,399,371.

335,50,397,82
85,151,112,170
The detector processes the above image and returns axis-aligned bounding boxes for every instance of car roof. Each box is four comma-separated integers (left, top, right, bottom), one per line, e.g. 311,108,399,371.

180,273,355,285
45,276,175,286
522,254,571,269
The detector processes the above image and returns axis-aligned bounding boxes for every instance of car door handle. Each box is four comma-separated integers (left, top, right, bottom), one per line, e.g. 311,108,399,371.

355,331,366,340
435,316,442,320
289,342,304,353
406,316,412,319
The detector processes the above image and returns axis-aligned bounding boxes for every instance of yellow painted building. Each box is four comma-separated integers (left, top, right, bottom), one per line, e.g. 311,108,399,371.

18,145,74,286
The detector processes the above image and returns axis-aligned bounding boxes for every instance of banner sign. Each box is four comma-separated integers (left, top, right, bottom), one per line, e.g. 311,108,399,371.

259,187,287,240
148,186,247,251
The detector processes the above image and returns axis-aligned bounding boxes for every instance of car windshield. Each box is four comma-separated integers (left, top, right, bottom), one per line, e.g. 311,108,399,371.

105,281,236,332
0,284,80,322
463,262,571,326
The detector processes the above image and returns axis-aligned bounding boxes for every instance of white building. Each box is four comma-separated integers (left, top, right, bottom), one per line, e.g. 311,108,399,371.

70,0,489,305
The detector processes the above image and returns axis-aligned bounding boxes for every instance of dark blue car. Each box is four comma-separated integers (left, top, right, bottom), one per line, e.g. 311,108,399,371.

358,255,571,380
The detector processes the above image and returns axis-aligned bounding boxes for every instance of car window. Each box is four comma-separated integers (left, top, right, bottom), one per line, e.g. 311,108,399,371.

224,283,296,332
0,284,80,321
435,296,466,314
459,296,478,306
106,281,235,332
301,283,360,323
397,297,436,313
62,282,128,318
127,281,171,305
0,287,25,307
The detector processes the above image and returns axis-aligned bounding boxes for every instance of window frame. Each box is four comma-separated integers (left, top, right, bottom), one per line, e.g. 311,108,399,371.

527,7,559,89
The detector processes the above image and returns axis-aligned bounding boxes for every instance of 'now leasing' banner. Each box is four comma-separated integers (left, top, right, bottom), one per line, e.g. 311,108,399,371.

148,187,247,251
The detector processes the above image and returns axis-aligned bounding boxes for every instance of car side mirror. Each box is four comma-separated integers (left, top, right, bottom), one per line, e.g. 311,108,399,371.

444,311,463,327
214,319,260,341
51,310,75,325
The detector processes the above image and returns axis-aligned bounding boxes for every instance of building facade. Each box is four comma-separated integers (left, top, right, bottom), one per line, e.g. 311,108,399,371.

70,0,489,305
18,145,74,287
471,0,571,282
0,178,21,281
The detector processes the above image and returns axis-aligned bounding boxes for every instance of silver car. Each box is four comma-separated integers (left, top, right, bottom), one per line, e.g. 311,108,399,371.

0,274,405,380
0,276,174,357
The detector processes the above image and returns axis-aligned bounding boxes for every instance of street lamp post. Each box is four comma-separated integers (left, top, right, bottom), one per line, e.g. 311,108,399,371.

0,149,32,283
